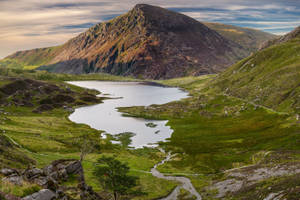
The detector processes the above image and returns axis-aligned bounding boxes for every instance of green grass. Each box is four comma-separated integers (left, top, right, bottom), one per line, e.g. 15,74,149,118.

0,67,138,82
0,46,63,70
121,93,299,174
0,179,41,197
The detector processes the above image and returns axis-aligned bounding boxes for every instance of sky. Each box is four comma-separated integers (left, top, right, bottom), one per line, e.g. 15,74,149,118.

0,0,299,58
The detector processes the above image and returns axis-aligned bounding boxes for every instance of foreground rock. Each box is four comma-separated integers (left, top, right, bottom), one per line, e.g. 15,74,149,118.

1,159,102,200
22,189,55,200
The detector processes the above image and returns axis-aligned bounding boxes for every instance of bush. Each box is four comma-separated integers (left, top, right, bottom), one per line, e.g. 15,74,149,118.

21,185,41,197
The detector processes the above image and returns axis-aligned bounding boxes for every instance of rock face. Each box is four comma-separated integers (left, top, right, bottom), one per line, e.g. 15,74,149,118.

6,4,250,79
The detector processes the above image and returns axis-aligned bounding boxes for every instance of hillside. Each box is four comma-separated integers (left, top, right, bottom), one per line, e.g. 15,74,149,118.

211,26,300,113
204,22,277,52
0,4,272,79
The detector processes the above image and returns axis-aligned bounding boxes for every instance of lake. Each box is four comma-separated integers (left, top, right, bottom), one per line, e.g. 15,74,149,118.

68,81,188,148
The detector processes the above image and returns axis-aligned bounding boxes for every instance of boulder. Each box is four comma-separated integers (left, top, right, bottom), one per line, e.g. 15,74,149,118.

58,169,68,181
66,161,82,174
24,168,43,180
43,164,54,176
22,189,55,200
2,175,23,185
32,176,48,186
49,171,59,180
0,168,18,176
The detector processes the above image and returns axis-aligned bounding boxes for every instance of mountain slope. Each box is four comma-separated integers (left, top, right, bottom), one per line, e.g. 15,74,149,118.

211,26,300,113
203,22,277,52
259,26,300,50
1,4,260,79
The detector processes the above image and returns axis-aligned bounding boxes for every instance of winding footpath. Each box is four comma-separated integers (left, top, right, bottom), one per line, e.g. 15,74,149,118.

151,150,202,200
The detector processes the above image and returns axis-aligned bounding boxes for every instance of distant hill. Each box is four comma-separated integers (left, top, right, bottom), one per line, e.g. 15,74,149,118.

203,22,277,52
1,4,274,79
211,26,300,113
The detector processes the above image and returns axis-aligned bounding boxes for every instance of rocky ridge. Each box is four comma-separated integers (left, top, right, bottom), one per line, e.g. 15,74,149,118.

259,26,300,50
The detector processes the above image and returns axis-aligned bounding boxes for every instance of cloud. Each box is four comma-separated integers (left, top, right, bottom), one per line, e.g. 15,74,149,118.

0,0,299,58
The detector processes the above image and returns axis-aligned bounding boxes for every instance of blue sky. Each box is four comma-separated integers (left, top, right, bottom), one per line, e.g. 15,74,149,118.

0,0,299,58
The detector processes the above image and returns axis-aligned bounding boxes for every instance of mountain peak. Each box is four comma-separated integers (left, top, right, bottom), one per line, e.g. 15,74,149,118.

5,4,256,79
133,3,153,9
129,4,209,33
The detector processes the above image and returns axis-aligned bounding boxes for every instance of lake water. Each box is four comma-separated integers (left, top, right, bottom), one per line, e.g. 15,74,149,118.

68,81,188,148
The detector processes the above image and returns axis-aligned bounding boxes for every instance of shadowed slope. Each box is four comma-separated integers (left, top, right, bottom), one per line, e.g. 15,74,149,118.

212,26,300,113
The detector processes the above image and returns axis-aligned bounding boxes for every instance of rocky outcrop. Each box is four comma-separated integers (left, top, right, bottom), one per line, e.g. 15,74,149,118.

208,161,300,198
0,78,102,113
1,159,102,200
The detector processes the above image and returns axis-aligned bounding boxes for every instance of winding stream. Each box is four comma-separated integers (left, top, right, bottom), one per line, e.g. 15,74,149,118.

151,150,202,200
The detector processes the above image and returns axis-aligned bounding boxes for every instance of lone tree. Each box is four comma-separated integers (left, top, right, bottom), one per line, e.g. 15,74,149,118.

93,156,138,200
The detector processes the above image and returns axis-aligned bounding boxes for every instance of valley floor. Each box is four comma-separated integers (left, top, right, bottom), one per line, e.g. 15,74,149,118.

1,70,300,199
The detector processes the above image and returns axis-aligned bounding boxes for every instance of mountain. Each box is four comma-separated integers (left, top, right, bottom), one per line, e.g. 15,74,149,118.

211,26,300,113
2,4,273,79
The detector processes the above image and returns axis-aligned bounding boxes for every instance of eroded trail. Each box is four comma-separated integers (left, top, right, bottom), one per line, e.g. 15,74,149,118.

151,150,202,200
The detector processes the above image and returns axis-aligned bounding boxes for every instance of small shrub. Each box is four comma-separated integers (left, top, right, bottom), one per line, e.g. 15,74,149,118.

21,185,41,197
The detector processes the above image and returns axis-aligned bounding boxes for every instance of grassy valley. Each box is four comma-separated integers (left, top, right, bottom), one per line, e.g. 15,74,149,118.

0,2,298,198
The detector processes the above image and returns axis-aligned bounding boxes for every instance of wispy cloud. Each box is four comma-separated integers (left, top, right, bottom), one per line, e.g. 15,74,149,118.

0,0,299,58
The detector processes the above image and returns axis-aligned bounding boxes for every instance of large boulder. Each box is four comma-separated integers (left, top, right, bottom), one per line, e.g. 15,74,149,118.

66,161,82,174
22,189,55,200
24,168,43,180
